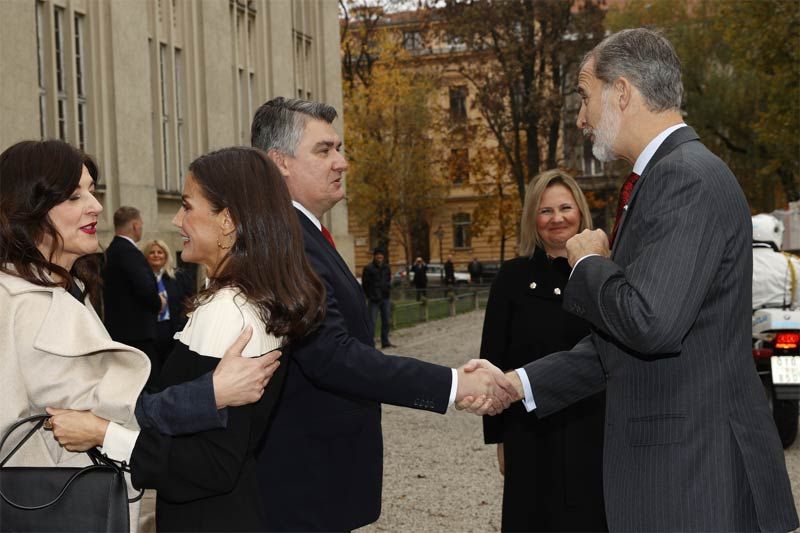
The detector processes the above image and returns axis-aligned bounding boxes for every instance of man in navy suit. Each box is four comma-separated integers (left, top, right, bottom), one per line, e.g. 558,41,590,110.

250,97,516,531
470,28,797,531
103,206,162,390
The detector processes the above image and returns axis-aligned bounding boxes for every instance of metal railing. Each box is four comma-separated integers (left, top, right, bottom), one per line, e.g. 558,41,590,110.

389,287,491,330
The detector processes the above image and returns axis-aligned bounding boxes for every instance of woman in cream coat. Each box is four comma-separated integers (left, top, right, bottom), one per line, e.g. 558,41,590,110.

0,140,150,529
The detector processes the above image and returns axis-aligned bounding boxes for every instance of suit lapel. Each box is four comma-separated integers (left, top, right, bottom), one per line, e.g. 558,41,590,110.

613,126,700,255
295,209,361,294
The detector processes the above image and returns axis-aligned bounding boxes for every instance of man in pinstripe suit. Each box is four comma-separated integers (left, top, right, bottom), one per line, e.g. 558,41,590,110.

472,28,798,531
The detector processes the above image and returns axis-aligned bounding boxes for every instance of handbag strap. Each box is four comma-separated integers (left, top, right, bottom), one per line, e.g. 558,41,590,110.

86,448,145,503
0,414,143,505
0,415,48,467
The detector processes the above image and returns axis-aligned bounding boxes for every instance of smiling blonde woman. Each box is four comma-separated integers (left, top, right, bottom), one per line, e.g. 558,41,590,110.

480,169,607,532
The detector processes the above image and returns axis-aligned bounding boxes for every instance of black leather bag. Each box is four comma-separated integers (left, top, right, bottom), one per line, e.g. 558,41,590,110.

0,414,130,532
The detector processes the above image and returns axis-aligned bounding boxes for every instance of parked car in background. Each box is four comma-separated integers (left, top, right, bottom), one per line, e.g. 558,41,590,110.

478,261,502,284
392,263,469,287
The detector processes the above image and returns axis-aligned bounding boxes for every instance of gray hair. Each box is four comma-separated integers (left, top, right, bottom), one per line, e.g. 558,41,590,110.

250,97,338,155
581,28,683,112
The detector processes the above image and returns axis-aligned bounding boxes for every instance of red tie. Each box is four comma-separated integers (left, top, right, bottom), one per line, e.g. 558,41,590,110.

321,225,336,249
609,172,640,248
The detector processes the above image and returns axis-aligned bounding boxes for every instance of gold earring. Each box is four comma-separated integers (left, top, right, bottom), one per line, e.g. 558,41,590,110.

217,232,234,250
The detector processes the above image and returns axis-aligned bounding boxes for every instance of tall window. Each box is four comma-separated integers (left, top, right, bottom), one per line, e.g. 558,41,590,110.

54,6,67,140
159,43,170,188
403,30,423,51
150,0,188,192
449,85,467,122
233,0,257,144
36,3,92,148
35,1,46,139
293,30,313,101
74,13,87,150
452,213,472,249
175,49,185,179
450,148,469,185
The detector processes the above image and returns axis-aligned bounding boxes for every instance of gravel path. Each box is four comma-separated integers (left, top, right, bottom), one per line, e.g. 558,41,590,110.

361,309,800,532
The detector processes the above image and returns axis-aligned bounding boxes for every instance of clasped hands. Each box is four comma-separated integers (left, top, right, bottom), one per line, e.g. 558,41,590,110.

454,360,524,416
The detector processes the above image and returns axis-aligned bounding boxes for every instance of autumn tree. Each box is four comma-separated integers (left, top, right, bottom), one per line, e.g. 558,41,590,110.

434,0,606,207
467,136,520,261
607,0,799,211
341,13,449,266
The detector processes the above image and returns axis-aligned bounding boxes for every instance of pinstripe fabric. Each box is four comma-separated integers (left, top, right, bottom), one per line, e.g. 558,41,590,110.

523,128,798,532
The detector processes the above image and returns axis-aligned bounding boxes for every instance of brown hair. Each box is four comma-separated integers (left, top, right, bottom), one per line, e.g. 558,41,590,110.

0,139,101,297
113,206,141,229
519,169,593,256
186,147,325,340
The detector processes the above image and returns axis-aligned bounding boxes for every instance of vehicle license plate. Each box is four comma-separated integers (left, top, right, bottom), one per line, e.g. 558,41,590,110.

771,356,800,385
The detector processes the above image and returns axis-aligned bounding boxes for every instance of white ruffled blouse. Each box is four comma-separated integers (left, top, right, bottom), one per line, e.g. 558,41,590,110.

175,286,284,358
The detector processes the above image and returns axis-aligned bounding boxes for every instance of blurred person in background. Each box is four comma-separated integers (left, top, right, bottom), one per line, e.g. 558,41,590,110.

444,255,455,286
468,257,483,284
104,205,161,391
411,256,428,300
142,239,196,365
362,246,394,348
752,213,800,309
480,170,606,532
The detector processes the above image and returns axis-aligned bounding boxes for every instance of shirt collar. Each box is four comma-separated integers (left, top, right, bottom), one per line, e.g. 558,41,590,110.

117,234,138,248
292,200,322,231
632,123,687,176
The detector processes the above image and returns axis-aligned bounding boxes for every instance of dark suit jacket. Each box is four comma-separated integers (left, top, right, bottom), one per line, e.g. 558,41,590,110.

256,209,453,532
103,236,160,343
522,127,798,531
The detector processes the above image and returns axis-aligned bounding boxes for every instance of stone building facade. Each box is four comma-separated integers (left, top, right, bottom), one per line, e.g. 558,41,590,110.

0,0,354,270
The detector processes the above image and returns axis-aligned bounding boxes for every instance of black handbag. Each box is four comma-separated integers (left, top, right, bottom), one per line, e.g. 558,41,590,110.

0,414,134,532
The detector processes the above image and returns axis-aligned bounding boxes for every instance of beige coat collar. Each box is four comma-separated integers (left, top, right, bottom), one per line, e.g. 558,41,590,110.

0,272,138,357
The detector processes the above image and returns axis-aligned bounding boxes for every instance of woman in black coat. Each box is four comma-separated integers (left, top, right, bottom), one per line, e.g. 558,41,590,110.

482,170,607,532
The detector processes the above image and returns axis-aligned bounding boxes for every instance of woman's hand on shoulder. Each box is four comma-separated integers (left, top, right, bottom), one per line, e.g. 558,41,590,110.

45,407,109,452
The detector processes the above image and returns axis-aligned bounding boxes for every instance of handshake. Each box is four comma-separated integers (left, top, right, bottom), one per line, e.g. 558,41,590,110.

455,360,524,416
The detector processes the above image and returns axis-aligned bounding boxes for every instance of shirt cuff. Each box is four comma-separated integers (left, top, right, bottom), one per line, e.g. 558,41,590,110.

570,253,601,279
101,421,140,463
515,368,536,412
448,368,458,407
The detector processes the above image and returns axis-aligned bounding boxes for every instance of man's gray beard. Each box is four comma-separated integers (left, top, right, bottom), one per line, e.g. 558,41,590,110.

591,88,621,163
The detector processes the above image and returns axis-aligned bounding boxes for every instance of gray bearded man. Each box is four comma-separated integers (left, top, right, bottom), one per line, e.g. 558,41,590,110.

466,28,798,531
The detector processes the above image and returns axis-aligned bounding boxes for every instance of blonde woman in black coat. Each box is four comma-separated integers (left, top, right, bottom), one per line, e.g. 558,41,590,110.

481,170,607,532
142,239,196,367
